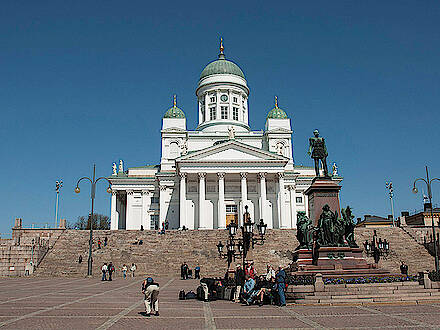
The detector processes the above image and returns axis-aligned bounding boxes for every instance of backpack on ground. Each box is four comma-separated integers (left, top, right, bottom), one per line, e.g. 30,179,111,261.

178,290,186,300
185,291,197,299
196,285,204,300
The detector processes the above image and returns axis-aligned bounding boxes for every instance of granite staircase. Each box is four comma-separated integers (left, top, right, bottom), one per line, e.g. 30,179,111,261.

33,227,436,278
35,229,299,277
292,281,440,305
354,227,435,273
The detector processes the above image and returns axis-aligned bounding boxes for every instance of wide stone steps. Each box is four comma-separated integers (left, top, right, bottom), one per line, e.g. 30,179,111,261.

32,227,436,279
293,281,440,305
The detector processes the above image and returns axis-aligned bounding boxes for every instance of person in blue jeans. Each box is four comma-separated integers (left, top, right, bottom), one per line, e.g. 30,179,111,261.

275,265,286,306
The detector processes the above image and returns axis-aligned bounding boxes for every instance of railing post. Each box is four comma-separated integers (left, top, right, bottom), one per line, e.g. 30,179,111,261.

423,271,432,289
314,273,325,292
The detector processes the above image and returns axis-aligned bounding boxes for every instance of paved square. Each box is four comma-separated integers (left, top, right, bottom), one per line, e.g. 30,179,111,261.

0,277,439,329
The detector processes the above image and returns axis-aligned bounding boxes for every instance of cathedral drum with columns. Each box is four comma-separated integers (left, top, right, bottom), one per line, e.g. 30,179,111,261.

109,41,335,231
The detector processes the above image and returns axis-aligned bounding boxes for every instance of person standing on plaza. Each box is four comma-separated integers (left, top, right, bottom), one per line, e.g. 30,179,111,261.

194,266,201,279
234,264,245,303
130,263,137,277
97,238,101,249
104,237,108,247
275,265,286,306
108,262,115,281
78,255,82,264
142,277,160,317
122,264,128,279
183,262,189,279
180,263,185,280
101,263,108,281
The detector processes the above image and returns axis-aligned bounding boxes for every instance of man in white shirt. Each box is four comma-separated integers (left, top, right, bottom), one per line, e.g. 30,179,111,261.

101,263,108,281
130,263,137,277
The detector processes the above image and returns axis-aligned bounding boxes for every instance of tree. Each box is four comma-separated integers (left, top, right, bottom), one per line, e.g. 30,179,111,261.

69,214,110,230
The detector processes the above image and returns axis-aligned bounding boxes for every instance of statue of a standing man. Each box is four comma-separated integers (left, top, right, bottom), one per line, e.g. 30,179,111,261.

308,129,329,177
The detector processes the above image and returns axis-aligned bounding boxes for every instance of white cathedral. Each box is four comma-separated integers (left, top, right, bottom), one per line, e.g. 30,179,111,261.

108,41,318,231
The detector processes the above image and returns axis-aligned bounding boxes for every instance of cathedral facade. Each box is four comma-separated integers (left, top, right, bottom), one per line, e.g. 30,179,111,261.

108,43,318,231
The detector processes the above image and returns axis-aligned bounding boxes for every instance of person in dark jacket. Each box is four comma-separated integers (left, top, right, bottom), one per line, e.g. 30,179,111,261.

400,261,408,275
108,262,115,281
275,265,286,306
234,264,245,302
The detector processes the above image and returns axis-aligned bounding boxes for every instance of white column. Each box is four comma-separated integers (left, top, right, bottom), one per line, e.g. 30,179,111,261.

142,190,150,230
126,190,134,229
288,184,298,229
240,172,248,226
259,172,271,229
159,185,167,229
198,173,207,229
218,173,226,229
179,173,187,229
304,194,309,217
278,173,287,228
110,191,118,230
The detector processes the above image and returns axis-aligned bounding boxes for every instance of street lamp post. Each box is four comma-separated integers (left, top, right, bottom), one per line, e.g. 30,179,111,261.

385,182,395,227
55,180,63,228
412,166,440,272
217,206,267,270
75,164,112,276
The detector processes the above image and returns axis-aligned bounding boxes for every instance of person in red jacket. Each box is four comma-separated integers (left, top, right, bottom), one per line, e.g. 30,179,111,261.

245,261,256,279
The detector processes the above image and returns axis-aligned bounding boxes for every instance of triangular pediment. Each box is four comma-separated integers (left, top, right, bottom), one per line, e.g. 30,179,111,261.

177,140,288,163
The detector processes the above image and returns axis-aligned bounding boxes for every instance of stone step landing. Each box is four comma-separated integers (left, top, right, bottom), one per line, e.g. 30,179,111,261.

292,281,440,305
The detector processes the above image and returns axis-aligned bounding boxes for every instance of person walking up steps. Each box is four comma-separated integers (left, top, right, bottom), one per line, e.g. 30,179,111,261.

142,277,160,317
130,263,137,277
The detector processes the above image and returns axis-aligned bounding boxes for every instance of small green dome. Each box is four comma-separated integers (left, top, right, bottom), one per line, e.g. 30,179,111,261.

164,105,185,118
200,58,245,80
267,107,288,119
267,96,288,119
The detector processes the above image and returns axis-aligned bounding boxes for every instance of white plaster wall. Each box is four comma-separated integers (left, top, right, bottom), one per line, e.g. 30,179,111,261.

162,118,186,130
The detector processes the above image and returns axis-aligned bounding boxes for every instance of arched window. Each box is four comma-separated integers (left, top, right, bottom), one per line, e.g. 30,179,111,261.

169,142,179,159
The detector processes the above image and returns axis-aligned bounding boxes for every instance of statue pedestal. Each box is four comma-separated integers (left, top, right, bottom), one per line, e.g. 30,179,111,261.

304,177,342,226
291,247,389,277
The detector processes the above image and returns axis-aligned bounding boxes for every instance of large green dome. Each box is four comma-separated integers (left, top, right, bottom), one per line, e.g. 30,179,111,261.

164,105,185,118
200,58,245,80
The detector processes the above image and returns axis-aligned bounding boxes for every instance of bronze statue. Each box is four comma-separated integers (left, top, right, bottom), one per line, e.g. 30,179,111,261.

296,212,313,249
308,130,329,177
341,206,358,247
318,204,336,246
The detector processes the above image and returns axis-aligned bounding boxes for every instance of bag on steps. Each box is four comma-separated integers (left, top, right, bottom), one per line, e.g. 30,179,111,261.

178,290,186,300
224,287,234,301
185,291,197,299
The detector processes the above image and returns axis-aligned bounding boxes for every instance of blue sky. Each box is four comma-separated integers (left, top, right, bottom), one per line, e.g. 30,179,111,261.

1,1,440,235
